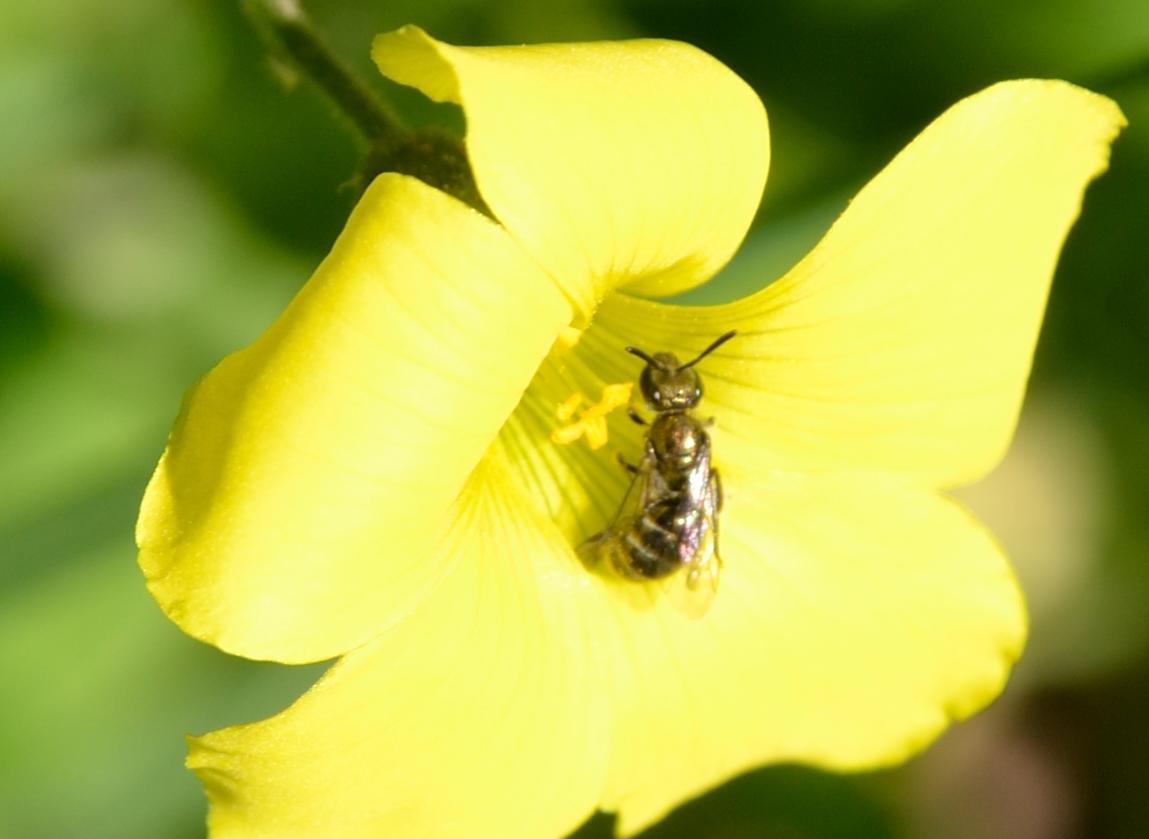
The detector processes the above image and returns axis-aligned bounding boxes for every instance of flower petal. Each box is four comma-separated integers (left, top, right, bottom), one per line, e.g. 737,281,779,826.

372,26,769,319
598,468,1025,835
594,80,1124,487
188,459,610,839
137,174,570,664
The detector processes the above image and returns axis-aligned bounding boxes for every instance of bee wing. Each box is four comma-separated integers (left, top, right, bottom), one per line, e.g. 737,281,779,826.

577,443,658,566
684,435,712,506
660,510,720,619
673,442,715,567
637,437,669,508
663,463,721,618
620,443,661,522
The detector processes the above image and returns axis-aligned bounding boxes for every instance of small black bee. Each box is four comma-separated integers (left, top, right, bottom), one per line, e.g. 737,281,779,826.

581,330,736,609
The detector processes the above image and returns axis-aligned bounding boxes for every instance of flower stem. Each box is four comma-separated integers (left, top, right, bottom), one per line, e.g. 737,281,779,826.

243,0,407,145
243,0,488,211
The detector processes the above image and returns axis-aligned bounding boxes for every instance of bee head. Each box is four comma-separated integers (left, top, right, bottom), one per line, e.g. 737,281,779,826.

626,331,737,413
637,354,702,411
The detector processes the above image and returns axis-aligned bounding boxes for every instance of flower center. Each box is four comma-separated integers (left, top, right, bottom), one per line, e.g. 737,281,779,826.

550,383,634,450
491,324,646,553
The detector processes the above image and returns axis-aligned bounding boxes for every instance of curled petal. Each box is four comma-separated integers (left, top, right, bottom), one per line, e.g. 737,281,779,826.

597,80,1125,487
189,462,610,839
373,26,769,318
138,175,570,663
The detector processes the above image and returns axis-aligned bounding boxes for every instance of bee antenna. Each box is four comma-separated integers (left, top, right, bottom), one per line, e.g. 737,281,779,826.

625,345,662,368
680,330,738,369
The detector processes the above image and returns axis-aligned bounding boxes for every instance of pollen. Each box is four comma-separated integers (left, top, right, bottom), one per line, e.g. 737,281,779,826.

551,382,634,450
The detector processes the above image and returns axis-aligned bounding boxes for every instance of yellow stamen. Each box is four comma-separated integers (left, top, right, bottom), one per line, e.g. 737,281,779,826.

551,424,589,445
556,392,585,422
583,416,609,450
550,382,634,450
597,383,633,412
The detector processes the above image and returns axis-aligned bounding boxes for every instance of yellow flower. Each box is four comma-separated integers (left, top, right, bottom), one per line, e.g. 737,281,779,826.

136,25,1124,839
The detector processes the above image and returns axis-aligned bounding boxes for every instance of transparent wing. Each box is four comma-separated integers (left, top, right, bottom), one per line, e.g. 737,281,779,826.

682,435,712,511
660,509,720,619
577,443,657,568
663,464,722,618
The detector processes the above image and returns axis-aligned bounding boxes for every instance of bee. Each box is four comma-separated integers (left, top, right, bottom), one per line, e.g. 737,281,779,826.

581,330,737,612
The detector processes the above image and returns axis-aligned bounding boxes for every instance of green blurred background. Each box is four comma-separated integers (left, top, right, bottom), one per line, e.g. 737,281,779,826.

1,1,1147,837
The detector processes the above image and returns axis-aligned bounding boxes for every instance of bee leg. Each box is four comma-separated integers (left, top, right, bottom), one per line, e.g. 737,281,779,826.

627,407,648,426
616,452,641,474
703,416,716,428
577,530,604,550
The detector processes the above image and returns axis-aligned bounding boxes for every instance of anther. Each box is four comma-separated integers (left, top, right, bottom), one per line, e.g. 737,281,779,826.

550,382,634,450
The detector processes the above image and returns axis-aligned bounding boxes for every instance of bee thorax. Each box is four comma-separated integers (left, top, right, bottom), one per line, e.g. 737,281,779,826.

650,413,708,472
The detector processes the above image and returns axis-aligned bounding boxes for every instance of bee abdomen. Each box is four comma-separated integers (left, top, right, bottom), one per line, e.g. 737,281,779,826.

614,497,686,579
